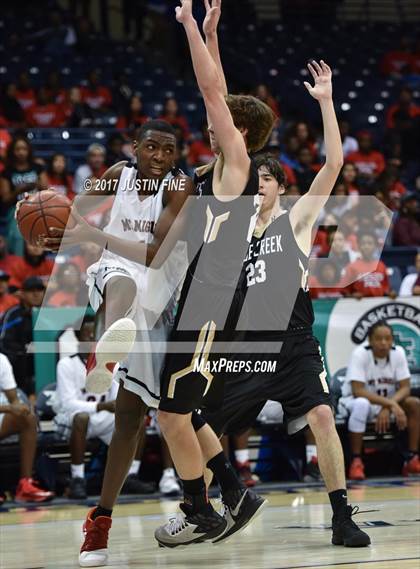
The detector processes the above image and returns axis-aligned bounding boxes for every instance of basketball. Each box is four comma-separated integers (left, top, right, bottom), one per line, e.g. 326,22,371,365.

16,190,73,246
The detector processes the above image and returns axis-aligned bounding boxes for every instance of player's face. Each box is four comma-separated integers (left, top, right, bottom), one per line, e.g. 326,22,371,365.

258,166,282,211
136,130,176,179
369,326,393,359
359,235,376,259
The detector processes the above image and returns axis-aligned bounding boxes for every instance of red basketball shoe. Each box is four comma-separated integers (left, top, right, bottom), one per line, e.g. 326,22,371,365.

348,458,365,481
79,507,112,567
15,478,54,503
402,455,420,476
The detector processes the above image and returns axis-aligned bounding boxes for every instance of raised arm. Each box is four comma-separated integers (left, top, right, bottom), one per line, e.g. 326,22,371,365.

203,0,227,97
176,0,250,194
290,60,343,254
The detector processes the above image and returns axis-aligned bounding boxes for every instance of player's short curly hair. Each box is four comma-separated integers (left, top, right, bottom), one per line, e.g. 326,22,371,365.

225,95,276,153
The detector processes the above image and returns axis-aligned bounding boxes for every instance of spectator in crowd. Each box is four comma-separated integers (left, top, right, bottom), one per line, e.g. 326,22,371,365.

294,146,319,194
158,96,191,140
47,263,83,307
309,260,345,299
73,143,107,195
280,134,300,171
340,209,359,251
0,352,54,503
0,236,20,274
53,316,154,499
346,131,385,187
116,94,150,130
45,70,67,105
111,72,133,115
105,133,127,167
15,72,36,111
322,179,353,220
392,193,420,246
64,87,94,127
374,167,407,211
340,321,420,479
0,276,45,400
292,120,318,158
320,119,359,159
341,162,360,197
343,231,392,298
80,70,112,112
188,121,214,168
0,271,18,318
386,87,420,130
399,252,420,297
25,87,65,128
9,242,54,290
172,124,190,173
320,229,358,274
46,153,74,200
0,126,12,173
0,83,26,127
0,136,48,255
380,36,413,77
254,84,280,118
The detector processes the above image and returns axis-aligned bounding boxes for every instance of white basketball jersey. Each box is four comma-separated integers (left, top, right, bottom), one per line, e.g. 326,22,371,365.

344,344,411,398
100,164,168,271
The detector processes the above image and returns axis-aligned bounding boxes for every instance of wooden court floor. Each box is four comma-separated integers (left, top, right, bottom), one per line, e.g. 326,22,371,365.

1,478,419,569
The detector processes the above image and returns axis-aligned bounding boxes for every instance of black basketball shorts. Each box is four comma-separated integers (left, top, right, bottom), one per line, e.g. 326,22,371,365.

201,333,333,436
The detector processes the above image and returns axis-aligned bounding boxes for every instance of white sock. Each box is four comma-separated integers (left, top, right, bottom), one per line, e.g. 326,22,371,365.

162,467,175,477
128,460,141,476
235,449,249,464
71,463,85,479
306,445,317,463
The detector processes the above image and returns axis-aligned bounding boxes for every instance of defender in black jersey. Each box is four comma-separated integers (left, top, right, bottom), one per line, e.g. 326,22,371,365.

201,60,371,548
155,0,276,549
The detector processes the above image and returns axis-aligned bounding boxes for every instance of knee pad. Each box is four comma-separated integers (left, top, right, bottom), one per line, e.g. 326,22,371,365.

191,411,207,432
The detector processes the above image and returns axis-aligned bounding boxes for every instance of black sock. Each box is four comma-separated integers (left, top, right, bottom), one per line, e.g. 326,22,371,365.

207,452,244,494
352,454,361,460
328,489,348,517
92,505,113,519
182,476,208,514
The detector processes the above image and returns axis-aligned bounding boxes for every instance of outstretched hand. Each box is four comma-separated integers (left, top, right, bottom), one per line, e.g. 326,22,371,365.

304,60,333,101
203,0,221,36
176,0,194,25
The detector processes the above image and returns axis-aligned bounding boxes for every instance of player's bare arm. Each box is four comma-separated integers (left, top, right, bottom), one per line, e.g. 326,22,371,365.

44,175,196,267
203,0,228,97
289,60,343,254
177,0,250,198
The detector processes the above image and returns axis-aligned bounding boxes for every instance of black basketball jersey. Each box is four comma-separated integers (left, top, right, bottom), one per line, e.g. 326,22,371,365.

237,211,314,336
187,160,260,289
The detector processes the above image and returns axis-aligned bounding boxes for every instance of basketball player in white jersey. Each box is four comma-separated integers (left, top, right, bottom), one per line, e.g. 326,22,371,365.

42,120,195,566
340,320,420,480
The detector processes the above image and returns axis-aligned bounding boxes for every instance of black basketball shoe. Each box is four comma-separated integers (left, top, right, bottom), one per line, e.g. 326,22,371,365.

155,503,227,548
332,505,371,547
68,477,87,500
213,487,267,543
